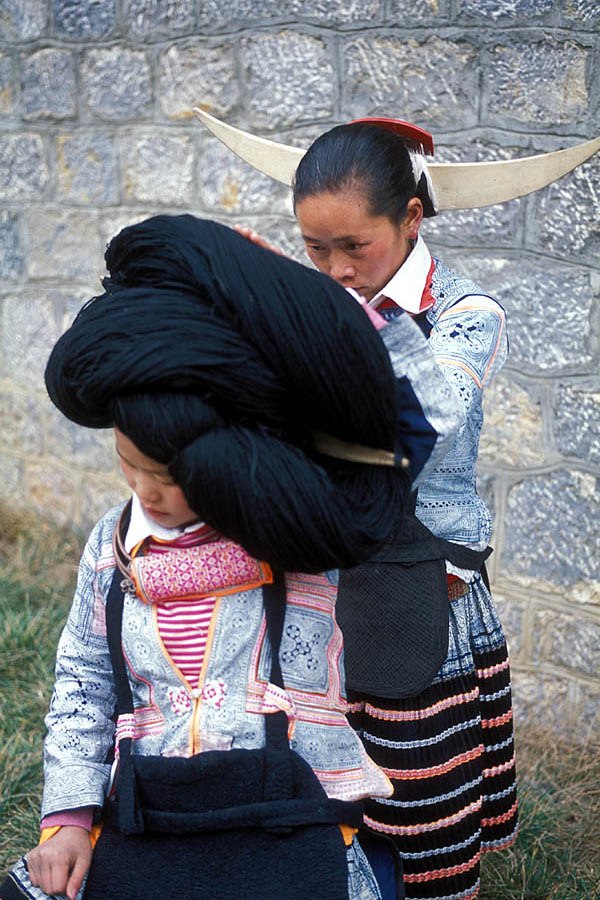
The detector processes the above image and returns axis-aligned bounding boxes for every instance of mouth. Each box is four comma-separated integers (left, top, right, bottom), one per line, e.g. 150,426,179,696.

144,506,166,519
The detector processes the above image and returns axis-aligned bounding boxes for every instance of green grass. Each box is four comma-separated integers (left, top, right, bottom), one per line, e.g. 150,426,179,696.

0,505,81,871
1,504,599,897
480,728,600,898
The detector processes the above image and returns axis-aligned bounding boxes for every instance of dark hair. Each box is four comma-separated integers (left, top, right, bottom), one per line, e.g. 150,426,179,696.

293,122,436,220
45,214,411,573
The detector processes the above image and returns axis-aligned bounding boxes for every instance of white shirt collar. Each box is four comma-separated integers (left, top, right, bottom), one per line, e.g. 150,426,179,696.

368,235,433,314
124,493,203,553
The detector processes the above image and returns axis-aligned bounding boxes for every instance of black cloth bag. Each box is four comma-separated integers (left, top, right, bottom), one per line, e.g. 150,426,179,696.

82,569,363,900
337,500,491,699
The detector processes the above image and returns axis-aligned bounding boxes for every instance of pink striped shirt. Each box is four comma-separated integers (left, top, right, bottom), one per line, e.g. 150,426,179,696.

144,525,220,687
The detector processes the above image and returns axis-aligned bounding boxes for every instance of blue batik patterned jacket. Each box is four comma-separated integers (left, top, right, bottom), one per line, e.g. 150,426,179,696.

416,259,507,548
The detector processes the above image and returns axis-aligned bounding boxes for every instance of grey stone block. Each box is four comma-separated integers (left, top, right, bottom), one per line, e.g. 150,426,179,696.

445,256,595,374
423,141,525,249
21,49,76,121
529,152,599,260
0,0,47,41
82,48,152,121
480,374,545,468
511,668,574,735
53,0,117,40
99,209,156,251
197,137,292,217
475,472,496,527
0,52,13,116
342,36,480,130
120,132,194,205
579,683,600,737
388,0,448,22
486,40,590,127
491,589,524,658
46,408,119,471
26,209,103,281
558,0,600,25
458,0,553,21
504,469,600,587
554,381,600,467
0,390,44,454
56,132,119,205
241,31,335,128
0,212,24,281
425,202,521,251
1,293,63,389
157,43,239,121
532,608,600,677
124,0,195,36
199,0,383,27
0,133,49,200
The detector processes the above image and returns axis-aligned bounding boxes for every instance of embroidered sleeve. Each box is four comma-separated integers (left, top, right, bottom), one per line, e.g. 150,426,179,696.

430,295,508,393
380,312,465,485
41,513,119,819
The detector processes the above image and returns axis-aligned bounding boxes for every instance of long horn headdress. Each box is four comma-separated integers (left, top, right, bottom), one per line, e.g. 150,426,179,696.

193,107,599,211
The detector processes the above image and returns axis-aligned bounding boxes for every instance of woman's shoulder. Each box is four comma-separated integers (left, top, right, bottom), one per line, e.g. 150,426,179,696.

430,257,503,319
428,259,507,384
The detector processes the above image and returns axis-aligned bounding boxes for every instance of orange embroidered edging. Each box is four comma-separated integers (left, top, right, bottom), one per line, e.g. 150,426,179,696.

403,850,481,882
482,826,518,855
366,798,482,837
481,799,518,828
481,709,513,729
365,687,479,722
383,743,484,781
476,658,510,679
482,756,516,779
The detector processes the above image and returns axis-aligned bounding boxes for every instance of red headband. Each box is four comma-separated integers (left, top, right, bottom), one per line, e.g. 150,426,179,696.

347,117,435,156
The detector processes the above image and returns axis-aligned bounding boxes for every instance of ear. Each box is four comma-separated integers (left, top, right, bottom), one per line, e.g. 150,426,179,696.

403,198,423,239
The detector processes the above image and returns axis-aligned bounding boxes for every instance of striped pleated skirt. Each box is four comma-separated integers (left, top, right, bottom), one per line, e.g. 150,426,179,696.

348,575,518,900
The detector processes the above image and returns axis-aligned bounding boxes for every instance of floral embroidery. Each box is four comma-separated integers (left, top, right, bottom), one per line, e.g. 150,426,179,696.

167,686,191,716
202,678,227,709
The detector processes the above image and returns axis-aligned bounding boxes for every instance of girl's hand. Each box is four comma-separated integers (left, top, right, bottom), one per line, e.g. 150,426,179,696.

27,826,93,900
234,225,283,255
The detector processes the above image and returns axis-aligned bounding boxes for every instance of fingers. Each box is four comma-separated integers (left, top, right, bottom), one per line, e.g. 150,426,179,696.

233,224,283,255
27,828,93,899
27,843,70,896
66,850,92,900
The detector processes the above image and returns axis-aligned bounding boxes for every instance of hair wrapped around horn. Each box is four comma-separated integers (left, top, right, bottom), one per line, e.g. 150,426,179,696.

45,214,410,572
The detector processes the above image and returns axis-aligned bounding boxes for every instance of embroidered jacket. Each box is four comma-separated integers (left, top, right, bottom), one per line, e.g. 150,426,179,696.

371,237,508,549
41,499,394,817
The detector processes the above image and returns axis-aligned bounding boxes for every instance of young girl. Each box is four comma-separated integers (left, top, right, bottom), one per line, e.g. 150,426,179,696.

1,214,462,900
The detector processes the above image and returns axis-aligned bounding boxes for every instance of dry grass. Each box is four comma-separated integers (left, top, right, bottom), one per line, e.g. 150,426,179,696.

480,726,600,898
1,505,599,896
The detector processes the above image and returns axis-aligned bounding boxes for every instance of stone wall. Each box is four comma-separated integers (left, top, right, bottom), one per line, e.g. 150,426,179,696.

1,0,598,738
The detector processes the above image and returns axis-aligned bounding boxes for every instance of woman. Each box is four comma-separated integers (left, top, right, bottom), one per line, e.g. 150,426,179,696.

290,120,517,900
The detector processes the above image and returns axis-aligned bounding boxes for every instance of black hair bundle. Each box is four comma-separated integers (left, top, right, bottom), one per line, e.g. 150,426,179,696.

45,214,409,571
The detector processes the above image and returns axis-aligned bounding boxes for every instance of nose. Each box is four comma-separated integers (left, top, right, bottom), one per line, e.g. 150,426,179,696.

328,254,356,284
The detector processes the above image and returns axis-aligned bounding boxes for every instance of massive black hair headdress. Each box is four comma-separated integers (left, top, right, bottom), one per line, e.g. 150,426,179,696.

45,214,409,572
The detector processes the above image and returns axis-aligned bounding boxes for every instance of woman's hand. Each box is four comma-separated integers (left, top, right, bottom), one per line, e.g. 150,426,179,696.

27,826,93,900
234,225,283,255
